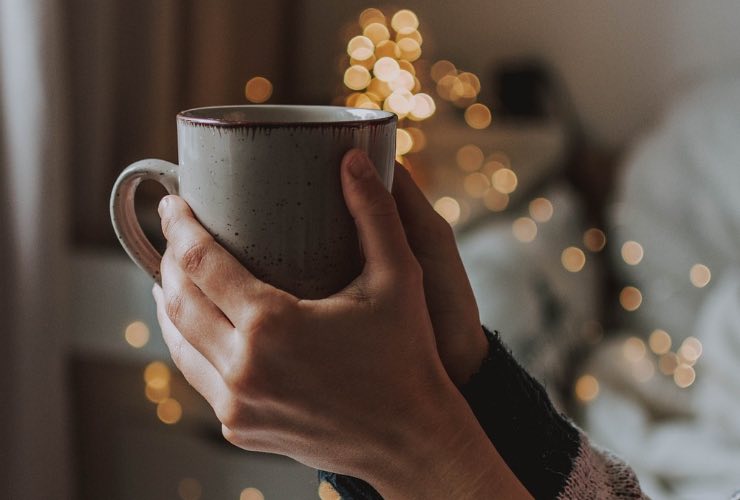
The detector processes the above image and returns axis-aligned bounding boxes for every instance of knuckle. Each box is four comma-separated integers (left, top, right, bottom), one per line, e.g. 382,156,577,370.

216,397,243,430
177,238,211,275
164,289,186,323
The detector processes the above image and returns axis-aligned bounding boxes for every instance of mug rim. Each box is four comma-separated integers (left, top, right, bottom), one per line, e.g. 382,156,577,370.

177,105,397,128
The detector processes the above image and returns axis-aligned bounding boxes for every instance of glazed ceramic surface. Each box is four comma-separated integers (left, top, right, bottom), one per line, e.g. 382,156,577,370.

111,105,396,299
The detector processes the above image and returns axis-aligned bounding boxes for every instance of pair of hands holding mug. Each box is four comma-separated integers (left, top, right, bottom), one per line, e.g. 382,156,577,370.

152,150,530,499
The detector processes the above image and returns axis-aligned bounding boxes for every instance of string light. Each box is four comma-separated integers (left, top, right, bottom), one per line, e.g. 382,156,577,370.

244,77,273,103
491,168,518,194
319,481,342,500
464,103,492,129
347,35,375,60
157,398,183,424
359,8,386,28
659,352,679,375
390,9,419,34
145,383,170,403
363,22,390,44
463,172,491,198
673,364,696,388
434,197,461,225
344,65,371,90
430,60,456,82
456,144,484,172
678,337,702,364
619,286,643,311
623,337,647,362
483,190,509,212
396,129,413,156
621,241,644,265
529,198,554,223
144,361,171,389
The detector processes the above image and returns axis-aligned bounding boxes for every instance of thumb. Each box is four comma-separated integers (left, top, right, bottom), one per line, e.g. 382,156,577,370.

340,149,415,276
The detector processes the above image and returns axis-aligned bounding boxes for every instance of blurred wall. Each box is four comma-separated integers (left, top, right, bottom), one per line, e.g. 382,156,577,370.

295,0,740,148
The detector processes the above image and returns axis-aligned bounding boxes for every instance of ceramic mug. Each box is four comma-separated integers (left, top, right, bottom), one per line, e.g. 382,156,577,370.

110,105,397,299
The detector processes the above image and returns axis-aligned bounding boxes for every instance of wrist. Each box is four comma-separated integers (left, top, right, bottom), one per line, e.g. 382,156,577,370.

366,377,531,499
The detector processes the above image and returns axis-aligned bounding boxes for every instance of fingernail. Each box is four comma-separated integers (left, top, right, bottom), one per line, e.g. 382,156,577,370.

158,196,171,216
347,150,371,179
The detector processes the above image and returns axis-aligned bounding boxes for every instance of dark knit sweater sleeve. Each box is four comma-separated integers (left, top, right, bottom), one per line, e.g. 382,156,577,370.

318,327,640,499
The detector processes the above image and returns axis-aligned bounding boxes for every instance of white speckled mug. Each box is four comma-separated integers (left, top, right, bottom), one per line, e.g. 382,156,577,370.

111,105,396,299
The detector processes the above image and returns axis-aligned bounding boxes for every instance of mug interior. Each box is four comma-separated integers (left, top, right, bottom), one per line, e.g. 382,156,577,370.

178,105,395,126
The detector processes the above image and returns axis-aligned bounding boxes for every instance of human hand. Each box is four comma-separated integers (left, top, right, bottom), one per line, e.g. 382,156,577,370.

152,150,528,499
392,165,488,386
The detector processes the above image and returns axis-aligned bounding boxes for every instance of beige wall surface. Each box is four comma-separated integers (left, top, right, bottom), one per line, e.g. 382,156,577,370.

296,0,740,147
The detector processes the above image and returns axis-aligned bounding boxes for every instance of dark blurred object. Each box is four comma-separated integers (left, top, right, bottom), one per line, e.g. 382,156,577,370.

492,60,553,119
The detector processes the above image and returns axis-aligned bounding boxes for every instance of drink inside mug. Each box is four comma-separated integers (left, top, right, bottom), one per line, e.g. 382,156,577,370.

110,105,397,299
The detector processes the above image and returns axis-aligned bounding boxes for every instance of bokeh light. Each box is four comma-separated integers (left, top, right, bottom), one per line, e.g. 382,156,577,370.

689,263,711,288
157,398,182,424
621,241,644,265
633,358,655,382
396,128,413,156
363,22,390,45
583,228,607,252
674,364,696,388
391,9,419,34
464,103,492,129
529,198,554,223
240,487,266,500
678,336,703,364
374,40,401,59
319,481,342,500
491,168,518,194
623,336,647,362
483,190,509,212
347,35,375,60
659,352,679,375
463,172,490,198
434,197,461,225
373,56,401,82
430,60,456,82
244,77,273,103
343,65,371,90
125,321,150,348
456,144,484,172
405,127,426,152
144,361,171,389
512,217,537,243
145,383,170,403
619,286,643,311
409,93,435,120
648,329,672,355
575,374,600,402
561,247,586,273
359,8,386,28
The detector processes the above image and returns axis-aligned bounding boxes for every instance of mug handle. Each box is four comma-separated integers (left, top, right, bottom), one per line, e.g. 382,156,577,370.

110,159,179,283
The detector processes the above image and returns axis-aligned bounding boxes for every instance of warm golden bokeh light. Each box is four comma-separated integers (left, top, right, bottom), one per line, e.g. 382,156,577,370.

678,336,703,364
350,54,376,70
125,321,150,348
318,481,342,500
178,478,202,500
367,78,392,99
144,361,170,389
343,65,371,90
621,241,644,266
512,217,537,243
409,93,435,120
583,228,607,252
464,103,492,129
244,77,273,103
347,35,375,60
145,383,170,403
389,69,415,92
373,56,401,82
383,89,413,117
240,487,266,500
363,22,390,45
674,364,696,388
689,263,711,288
359,8,386,28
529,198,554,223
456,144,484,172
157,398,182,424
405,127,426,152
575,374,600,402
463,172,490,198
374,40,401,59
619,286,643,311
431,60,456,82
458,72,481,96
491,168,518,194
397,37,421,61
433,197,461,226
623,336,647,362
484,190,509,212
396,128,413,156
648,329,672,355
391,9,419,34
561,247,586,273
659,352,679,375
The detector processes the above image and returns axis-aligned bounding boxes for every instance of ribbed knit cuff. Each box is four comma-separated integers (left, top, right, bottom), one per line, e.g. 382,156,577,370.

318,327,581,499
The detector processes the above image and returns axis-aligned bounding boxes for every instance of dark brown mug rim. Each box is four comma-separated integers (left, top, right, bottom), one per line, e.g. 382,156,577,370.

177,105,397,128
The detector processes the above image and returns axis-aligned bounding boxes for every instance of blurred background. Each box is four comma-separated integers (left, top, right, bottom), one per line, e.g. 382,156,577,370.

2,1,740,499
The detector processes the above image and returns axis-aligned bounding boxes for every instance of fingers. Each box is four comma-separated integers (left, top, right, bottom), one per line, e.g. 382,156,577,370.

153,284,228,411
159,195,280,326
392,163,457,260
159,250,234,371
340,150,417,279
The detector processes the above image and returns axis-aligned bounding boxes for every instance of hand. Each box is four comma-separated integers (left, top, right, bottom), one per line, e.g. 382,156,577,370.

392,165,488,386
153,150,529,499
